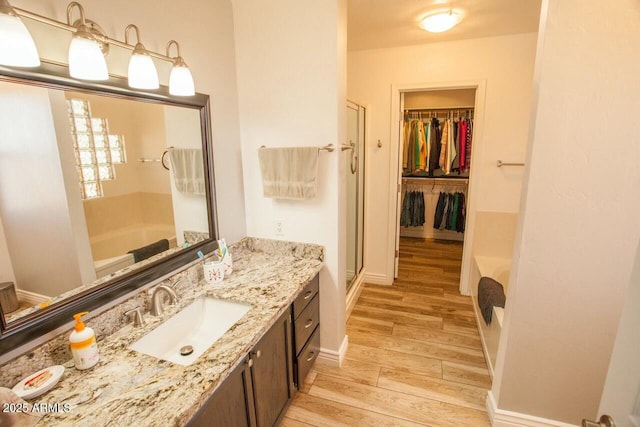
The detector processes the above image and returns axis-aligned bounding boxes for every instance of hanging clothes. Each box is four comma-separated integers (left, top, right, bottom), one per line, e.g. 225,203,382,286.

402,111,472,177
428,118,441,176
433,191,466,233
400,190,425,228
402,120,411,169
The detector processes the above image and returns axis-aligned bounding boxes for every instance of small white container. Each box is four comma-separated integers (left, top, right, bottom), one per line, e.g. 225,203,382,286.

203,261,224,285
221,253,233,276
69,312,99,370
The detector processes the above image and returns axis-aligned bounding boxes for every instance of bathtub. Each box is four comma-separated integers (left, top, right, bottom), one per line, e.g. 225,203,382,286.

471,255,511,379
91,225,177,278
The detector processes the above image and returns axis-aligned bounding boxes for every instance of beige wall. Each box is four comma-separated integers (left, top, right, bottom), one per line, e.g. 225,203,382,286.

67,92,172,197
348,33,537,285
232,0,348,359
12,0,246,243
83,193,174,239
404,89,476,110
492,0,640,423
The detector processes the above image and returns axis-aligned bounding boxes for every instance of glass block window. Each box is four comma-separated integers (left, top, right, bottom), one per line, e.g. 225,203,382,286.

67,99,127,199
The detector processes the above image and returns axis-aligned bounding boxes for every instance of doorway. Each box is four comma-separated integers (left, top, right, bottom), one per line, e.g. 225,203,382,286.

390,80,487,297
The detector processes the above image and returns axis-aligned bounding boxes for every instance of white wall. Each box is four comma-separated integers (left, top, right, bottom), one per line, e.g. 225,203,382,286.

164,107,210,246
492,0,640,423
0,83,86,296
13,0,246,243
348,33,537,285
0,215,16,285
232,0,348,360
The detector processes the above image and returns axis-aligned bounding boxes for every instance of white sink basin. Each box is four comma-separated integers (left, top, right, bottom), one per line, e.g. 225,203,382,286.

129,297,251,366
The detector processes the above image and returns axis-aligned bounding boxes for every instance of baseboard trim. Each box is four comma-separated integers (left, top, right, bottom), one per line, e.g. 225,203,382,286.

346,268,366,318
363,272,392,286
317,335,348,367
16,289,49,305
487,391,580,427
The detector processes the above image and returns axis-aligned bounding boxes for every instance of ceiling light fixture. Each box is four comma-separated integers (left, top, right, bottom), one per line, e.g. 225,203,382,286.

67,1,108,80
420,9,462,33
166,40,195,97
125,24,159,90
0,0,40,67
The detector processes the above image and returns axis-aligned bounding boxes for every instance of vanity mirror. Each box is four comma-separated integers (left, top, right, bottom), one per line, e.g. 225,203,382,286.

0,63,218,354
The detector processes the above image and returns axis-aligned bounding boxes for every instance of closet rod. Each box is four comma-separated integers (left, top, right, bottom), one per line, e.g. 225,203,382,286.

404,106,474,112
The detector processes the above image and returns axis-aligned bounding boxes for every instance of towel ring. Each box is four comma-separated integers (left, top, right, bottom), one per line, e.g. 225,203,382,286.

161,148,172,170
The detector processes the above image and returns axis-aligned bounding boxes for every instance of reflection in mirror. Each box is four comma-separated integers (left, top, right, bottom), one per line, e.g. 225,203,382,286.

0,80,210,325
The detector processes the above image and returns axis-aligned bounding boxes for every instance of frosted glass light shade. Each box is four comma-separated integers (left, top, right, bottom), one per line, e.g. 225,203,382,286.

68,35,108,80
0,12,40,67
420,12,461,33
169,63,195,96
128,50,159,89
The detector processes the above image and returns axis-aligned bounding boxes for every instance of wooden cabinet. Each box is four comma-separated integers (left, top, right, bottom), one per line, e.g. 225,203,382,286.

187,356,256,427
251,310,294,427
188,273,320,426
292,274,320,388
187,310,293,427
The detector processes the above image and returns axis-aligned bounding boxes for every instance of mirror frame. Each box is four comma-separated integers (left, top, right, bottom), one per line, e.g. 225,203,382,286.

0,62,218,355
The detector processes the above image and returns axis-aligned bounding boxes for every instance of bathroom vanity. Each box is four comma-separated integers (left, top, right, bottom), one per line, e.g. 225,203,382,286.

0,238,323,426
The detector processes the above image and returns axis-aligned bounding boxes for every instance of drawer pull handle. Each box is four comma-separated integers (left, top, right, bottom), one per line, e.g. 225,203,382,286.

246,359,254,368
252,350,261,358
304,319,314,329
306,352,315,362
303,291,313,300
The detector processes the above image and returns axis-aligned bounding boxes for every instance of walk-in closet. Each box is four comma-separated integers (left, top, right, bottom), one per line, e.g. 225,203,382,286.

399,89,475,243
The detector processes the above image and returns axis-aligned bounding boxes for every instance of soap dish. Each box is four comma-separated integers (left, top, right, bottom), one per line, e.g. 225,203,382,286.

12,365,65,400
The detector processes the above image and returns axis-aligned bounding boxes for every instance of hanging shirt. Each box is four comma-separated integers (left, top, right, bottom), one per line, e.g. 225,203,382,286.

428,118,441,175
418,120,428,170
465,119,473,171
448,119,457,174
423,121,431,172
439,119,449,173
451,119,460,172
402,120,411,169
405,120,416,174
459,119,467,170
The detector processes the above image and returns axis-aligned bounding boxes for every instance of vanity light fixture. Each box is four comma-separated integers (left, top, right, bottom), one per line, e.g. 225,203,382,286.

166,40,195,97
67,2,108,80
125,24,159,90
0,0,40,67
420,9,463,33
4,1,197,95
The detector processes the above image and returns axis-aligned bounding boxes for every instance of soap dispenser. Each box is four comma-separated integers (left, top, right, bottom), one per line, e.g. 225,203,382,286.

69,311,100,370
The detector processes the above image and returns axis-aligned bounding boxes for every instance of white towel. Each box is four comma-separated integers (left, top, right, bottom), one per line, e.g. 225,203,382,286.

258,147,319,200
167,148,205,195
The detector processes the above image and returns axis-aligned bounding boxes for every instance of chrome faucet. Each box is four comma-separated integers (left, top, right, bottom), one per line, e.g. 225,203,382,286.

150,284,179,316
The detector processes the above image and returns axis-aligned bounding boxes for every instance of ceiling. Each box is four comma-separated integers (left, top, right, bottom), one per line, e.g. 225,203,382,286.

347,0,542,51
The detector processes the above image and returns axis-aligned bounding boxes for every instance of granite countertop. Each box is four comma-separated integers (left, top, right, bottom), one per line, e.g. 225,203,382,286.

32,238,323,426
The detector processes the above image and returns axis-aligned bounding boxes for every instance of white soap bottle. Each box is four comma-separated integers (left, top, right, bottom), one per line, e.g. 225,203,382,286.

69,311,100,370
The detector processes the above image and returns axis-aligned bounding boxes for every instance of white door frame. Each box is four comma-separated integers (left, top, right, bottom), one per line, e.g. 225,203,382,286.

389,79,487,295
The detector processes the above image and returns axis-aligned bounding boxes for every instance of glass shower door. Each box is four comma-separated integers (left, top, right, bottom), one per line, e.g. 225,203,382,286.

346,102,365,291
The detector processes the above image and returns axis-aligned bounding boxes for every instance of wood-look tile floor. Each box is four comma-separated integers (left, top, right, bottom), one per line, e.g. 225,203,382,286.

282,237,491,427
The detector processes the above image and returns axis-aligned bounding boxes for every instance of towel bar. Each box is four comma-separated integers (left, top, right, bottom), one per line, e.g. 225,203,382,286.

259,144,335,152
496,160,525,167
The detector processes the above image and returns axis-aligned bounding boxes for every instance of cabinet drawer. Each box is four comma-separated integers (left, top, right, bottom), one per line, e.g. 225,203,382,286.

293,274,319,319
294,294,319,355
296,327,319,388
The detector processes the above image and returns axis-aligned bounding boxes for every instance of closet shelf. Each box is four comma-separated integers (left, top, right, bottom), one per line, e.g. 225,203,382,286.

402,177,468,186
